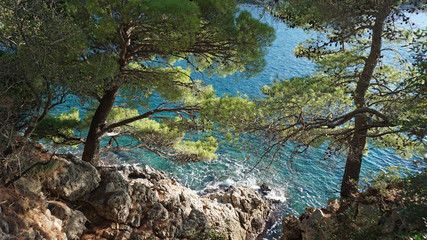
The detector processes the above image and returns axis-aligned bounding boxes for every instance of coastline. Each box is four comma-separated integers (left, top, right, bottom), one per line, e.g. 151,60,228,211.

0,142,275,240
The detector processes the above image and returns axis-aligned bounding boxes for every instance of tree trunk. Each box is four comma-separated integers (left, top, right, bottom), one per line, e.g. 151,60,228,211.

340,116,368,198
82,86,120,165
340,7,390,199
82,26,130,165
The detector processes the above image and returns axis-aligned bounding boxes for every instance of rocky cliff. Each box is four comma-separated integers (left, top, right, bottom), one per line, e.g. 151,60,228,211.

0,144,271,240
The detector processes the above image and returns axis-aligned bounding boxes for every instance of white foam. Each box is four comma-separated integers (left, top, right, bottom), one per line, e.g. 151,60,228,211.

265,188,288,202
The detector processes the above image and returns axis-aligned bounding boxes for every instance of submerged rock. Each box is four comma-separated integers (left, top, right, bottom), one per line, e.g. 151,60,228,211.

260,182,272,196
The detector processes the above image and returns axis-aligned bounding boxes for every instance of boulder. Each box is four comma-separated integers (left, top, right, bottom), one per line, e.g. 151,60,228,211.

86,170,132,223
47,201,87,240
280,214,302,240
0,218,9,234
278,207,336,240
68,164,272,240
120,165,271,240
204,185,271,239
25,208,67,239
45,156,101,201
259,183,272,196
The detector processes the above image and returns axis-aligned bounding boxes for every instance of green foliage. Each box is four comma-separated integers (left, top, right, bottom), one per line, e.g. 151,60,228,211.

32,109,81,145
0,0,89,149
91,106,220,162
189,223,230,240
70,0,274,85
201,94,259,131
59,0,275,163
107,107,184,144
402,27,427,141
256,74,354,151
233,1,427,193
175,137,219,161
5,0,274,164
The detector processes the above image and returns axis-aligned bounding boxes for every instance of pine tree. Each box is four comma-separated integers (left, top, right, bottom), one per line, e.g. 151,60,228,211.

32,0,275,165
235,0,426,198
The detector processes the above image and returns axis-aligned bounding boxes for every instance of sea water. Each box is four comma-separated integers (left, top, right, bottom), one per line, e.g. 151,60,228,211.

48,7,426,239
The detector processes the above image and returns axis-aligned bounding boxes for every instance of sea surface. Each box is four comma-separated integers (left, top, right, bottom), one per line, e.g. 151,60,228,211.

50,7,426,239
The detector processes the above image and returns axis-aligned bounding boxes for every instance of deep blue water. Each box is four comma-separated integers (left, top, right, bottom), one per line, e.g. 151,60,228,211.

49,7,426,239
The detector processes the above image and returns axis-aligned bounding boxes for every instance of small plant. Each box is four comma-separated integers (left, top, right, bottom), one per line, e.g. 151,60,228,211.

189,223,230,240
411,232,427,240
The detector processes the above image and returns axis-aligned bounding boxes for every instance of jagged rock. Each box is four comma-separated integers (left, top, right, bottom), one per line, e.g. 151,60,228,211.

102,165,271,240
280,214,302,240
87,170,132,223
21,229,36,239
45,156,101,201
15,176,43,196
326,198,340,213
300,208,333,240
25,162,271,240
3,153,273,240
147,202,169,222
119,164,168,184
4,142,272,239
35,230,43,240
25,208,67,239
47,201,87,240
202,185,270,239
0,218,9,234
102,230,116,240
278,198,412,240
260,183,271,196
278,207,335,240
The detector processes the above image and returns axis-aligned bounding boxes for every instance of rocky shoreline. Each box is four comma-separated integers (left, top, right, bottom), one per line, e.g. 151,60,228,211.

3,142,423,240
0,144,272,240
278,173,427,240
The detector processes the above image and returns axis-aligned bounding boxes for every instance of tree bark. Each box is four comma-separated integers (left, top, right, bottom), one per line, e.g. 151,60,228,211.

340,116,368,198
340,7,390,198
82,86,120,165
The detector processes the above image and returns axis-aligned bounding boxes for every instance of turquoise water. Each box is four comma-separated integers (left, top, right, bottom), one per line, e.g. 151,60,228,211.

50,7,426,239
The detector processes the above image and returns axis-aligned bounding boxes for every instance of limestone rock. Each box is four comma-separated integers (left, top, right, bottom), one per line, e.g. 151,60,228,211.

277,200,408,240
45,156,101,201
300,208,333,240
0,218,9,234
120,164,168,183
60,164,272,240
113,165,271,240
280,214,301,240
86,170,132,223
326,198,340,213
203,185,271,239
26,208,67,239
47,201,87,240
